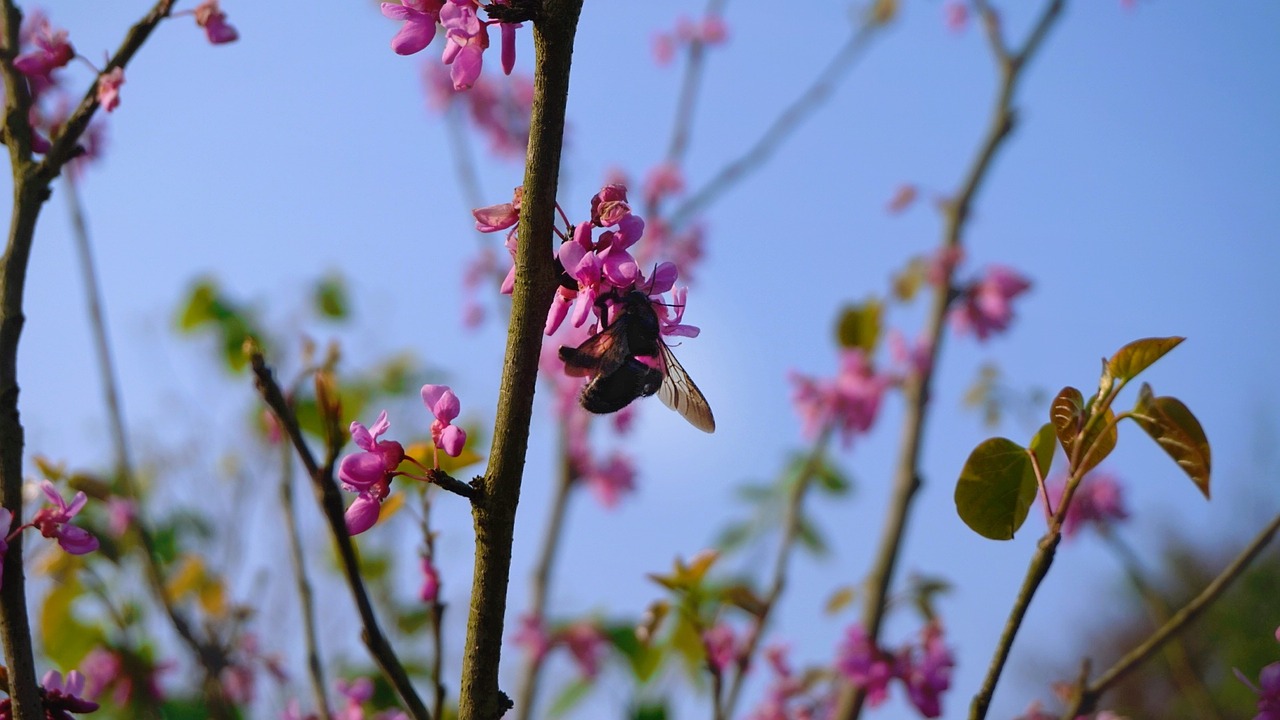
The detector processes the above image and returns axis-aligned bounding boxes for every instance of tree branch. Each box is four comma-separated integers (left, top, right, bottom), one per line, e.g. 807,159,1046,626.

456,2,583,717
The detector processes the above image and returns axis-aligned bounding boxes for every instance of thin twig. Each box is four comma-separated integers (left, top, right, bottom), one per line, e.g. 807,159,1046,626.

250,352,431,720
0,3,178,716
666,20,877,231
1098,530,1222,720
278,442,333,720
455,1,583,718
65,176,237,718
834,2,1066,718
662,0,729,167
1061,510,1280,717
722,425,835,717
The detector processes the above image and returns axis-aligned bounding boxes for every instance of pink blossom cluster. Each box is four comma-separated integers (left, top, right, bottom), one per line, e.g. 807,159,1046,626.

1015,704,1128,720
652,14,729,65
13,3,235,158
0,481,100,589
512,615,607,680
423,63,533,159
282,677,410,720
790,349,891,447
0,670,98,719
745,645,830,720
1044,471,1130,539
80,646,167,707
949,264,1033,341
835,621,955,718
1234,627,1280,720
476,183,701,342
336,385,468,535
381,0,523,90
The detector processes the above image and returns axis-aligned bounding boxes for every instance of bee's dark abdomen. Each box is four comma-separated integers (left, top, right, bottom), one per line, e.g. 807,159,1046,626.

579,358,663,413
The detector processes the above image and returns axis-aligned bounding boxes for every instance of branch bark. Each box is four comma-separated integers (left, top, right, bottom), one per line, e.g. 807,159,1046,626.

456,3,583,718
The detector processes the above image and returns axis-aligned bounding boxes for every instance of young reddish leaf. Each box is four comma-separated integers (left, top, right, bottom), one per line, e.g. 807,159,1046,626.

721,584,767,617
1131,383,1211,498
835,298,883,353
1050,386,1085,452
1051,387,1116,474
954,437,1039,540
1077,406,1118,476
1029,423,1056,480
1105,336,1185,384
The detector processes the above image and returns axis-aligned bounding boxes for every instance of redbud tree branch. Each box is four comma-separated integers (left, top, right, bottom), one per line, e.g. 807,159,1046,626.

833,2,1065,719
723,424,836,718
456,1,583,718
0,2,176,717
250,353,431,720
662,0,729,166
1059,510,1280,718
666,18,879,231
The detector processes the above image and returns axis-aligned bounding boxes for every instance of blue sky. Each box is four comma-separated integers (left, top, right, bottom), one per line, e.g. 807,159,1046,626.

6,1,1280,718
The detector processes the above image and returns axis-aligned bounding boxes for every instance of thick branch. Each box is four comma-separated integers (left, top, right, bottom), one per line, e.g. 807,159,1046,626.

456,2,582,718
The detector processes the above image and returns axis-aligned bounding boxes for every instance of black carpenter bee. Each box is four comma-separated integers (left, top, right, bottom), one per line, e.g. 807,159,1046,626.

558,290,716,433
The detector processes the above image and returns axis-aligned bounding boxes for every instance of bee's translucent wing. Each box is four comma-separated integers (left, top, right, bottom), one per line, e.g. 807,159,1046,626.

657,343,715,433
558,321,632,378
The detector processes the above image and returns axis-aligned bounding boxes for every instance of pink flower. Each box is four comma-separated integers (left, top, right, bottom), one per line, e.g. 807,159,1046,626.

419,555,440,604
897,622,954,718
1045,471,1130,539
96,68,124,112
440,0,487,90
337,411,404,535
950,264,1032,340
643,162,685,208
31,481,99,555
790,349,890,447
381,0,443,55
338,411,405,493
512,614,551,663
105,497,136,539
14,13,74,85
194,0,239,45
703,623,739,673
835,624,894,707
561,622,606,679
943,1,969,33
886,183,918,214
582,452,635,509
422,384,467,457
38,670,99,716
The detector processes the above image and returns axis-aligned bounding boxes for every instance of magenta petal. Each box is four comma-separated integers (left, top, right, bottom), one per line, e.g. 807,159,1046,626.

339,452,386,492
368,410,391,439
440,425,466,457
350,420,374,450
501,24,517,74
545,293,572,335
381,2,413,19
450,46,483,89
40,480,64,509
391,18,437,55
345,494,382,535
57,525,99,555
648,262,679,294
66,490,88,517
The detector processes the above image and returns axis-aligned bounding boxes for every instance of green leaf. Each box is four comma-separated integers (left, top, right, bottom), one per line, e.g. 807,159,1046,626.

954,437,1039,540
177,279,218,331
1131,383,1211,498
795,514,829,556
1077,406,1118,475
1105,336,1185,385
547,678,593,718
631,704,669,720
713,521,754,553
1029,422,1056,480
314,274,350,319
835,299,883,353
605,624,663,682
812,454,853,496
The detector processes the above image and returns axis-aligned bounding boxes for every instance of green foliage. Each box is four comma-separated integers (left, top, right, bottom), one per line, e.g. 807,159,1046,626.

1104,336,1185,386
40,576,104,668
1029,422,1056,480
629,703,669,720
954,437,1039,540
547,678,593,718
314,274,351,319
835,298,883,353
604,623,664,682
176,278,266,373
1130,383,1212,497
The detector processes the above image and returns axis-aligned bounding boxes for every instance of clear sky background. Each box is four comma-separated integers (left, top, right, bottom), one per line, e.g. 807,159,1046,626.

5,1,1280,718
